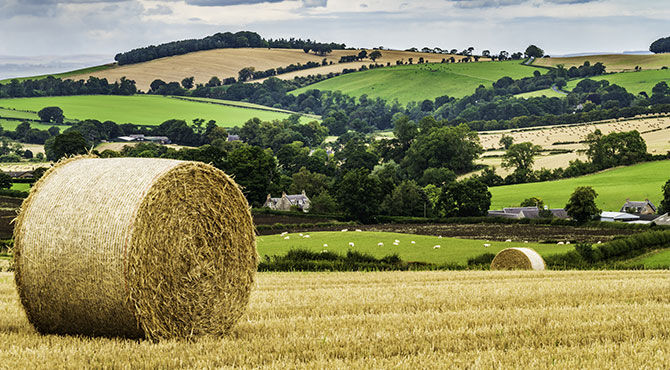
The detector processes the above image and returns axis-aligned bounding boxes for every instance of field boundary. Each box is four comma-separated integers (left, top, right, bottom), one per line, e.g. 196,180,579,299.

170,96,321,120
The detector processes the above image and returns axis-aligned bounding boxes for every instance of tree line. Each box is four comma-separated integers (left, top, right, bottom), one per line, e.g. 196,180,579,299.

114,31,346,65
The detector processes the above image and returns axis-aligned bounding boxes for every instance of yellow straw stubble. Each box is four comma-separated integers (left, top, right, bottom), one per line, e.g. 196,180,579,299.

13,157,257,340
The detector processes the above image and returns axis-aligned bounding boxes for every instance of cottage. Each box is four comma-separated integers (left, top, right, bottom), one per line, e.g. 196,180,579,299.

3,170,34,179
263,191,311,212
620,199,657,215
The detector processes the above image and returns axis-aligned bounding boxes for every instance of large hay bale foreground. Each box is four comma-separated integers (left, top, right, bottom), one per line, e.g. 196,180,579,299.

13,157,256,340
490,248,545,270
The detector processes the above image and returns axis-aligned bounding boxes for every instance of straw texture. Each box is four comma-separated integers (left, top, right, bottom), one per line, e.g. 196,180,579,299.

13,157,256,340
490,248,546,271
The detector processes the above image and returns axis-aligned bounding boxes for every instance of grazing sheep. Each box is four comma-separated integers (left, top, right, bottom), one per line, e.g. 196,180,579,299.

438,236,442,239
341,229,348,232
597,241,602,244
378,242,384,246
280,232,288,236
483,243,491,247
557,241,564,245
505,239,512,242
433,245,441,249
411,241,416,244
284,236,290,240
299,233,303,236
323,244,328,247
355,229,362,232
566,241,570,245
349,242,355,247
303,235,310,238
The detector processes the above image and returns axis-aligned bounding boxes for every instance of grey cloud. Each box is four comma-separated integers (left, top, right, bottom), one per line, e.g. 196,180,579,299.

183,0,283,6
449,0,597,8
302,0,327,7
144,4,173,15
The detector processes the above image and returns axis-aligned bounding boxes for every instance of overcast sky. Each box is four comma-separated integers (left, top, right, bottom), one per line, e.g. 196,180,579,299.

0,0,668,77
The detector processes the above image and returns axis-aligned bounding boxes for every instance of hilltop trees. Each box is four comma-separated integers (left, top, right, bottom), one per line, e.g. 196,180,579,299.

586,130,647,170
525,45,544,58
650,36,670,54
369,50,382,62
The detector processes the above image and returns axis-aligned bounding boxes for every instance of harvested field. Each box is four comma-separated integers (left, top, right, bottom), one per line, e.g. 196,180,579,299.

533,53,670,72
1,270,669,367
65,48,466,92
477,115,670,175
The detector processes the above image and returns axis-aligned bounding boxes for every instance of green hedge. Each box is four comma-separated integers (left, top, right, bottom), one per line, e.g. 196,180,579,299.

0,189,28,198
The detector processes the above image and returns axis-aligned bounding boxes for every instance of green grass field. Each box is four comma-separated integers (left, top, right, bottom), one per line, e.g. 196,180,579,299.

0,64,114,84
0,95,312,127
291,61,546,104
518,69,670,98
0,118,67,131
10,183,30,192
489,160,670,210
631,249,670,268
257,231,573,265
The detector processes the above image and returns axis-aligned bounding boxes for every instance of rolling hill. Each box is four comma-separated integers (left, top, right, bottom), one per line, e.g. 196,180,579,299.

532,54,670,72
489,160,670,211
40,48,466,92
518,69,670,98
0,95,314,127
290,61,545,104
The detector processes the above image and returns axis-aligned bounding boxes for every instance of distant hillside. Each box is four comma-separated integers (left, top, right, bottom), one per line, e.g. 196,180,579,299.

65,48,464,92
533,54,670,72
291,61,545,104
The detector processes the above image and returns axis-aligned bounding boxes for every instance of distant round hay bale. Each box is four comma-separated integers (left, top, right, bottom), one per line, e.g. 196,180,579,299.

490,248,545,270
13,157,256,340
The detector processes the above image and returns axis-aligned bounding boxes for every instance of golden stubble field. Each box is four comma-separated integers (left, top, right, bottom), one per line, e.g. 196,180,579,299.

533,54,670,72
68,48,469,92
1,270,668,368
477,115,670,175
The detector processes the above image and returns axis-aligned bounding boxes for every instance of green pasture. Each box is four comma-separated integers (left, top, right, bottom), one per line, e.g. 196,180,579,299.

629,249,670,268
257,231,573,265
489,160,670,211
0,118,68,131
0,64,114,84
0,95,311,127
11,183,30,192
518,69,670,99
291,61,546,104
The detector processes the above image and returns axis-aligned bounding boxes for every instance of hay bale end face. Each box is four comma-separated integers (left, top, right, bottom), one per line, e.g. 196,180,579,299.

490,248,545,270
13,157,257,340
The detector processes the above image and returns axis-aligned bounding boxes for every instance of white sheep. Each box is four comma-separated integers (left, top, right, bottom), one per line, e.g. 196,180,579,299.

355,229,362,232
505,239,512,242
341,229,348,232
566,241,570,245
433,245,441,249
378,242,384,246
483,243,491,247
284,236,290,240
394,239,400,243
557,241,564,245
597,241,602,244
393,242,399,246
438,236,442,239
299,233,303,236
280,232,288,236
349,242,355,247
411,241,416,244
303,235,310,238
323,244,328,247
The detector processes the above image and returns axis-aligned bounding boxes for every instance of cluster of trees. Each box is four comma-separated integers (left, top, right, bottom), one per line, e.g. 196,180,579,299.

650,36,670,54
0,76,137,98
114,31,346,65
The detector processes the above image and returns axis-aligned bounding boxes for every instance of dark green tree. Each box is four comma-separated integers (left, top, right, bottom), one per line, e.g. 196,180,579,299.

650,36,670,54
309,190,338,214
181,76,195,89
335,168,383,223
659,179,670,214
223,144,278,206
502,142,542,178
238,67,256,82
565,186,600,223
369,50,382,62
524,45,544,58
288,167,329,197
0,173,11,189
498,135,514,149
380,180,427,217
37,106,64,124
44,131,89,161
437,178,491,217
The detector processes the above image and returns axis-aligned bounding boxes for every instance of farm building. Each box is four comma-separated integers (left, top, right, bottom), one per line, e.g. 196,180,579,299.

652,213,670,226
600,211,640,222
116,134,171,144
488,206,569,220
620,199,657,215
263,191,311,212
2,170,34,179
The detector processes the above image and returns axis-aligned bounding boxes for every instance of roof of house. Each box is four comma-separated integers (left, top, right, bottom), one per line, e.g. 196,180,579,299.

652,213,670,226
620,199,657,212
600,211,640,221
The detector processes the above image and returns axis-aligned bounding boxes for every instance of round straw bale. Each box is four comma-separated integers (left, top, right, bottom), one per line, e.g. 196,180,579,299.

490,248,545,270
13,157,256,340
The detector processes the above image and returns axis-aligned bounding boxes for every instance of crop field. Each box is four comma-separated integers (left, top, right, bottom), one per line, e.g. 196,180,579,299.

476,115,670,175
291,61,545,104
0,270,669,367
532,53,670,72
257,231,572,265
0,95,311,127
489,160,670,210
59,48,466,92
518,69,670,98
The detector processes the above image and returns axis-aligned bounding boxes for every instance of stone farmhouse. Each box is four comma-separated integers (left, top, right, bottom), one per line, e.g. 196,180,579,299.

263,191,311,212
488,206,569,220
620,199,657,215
